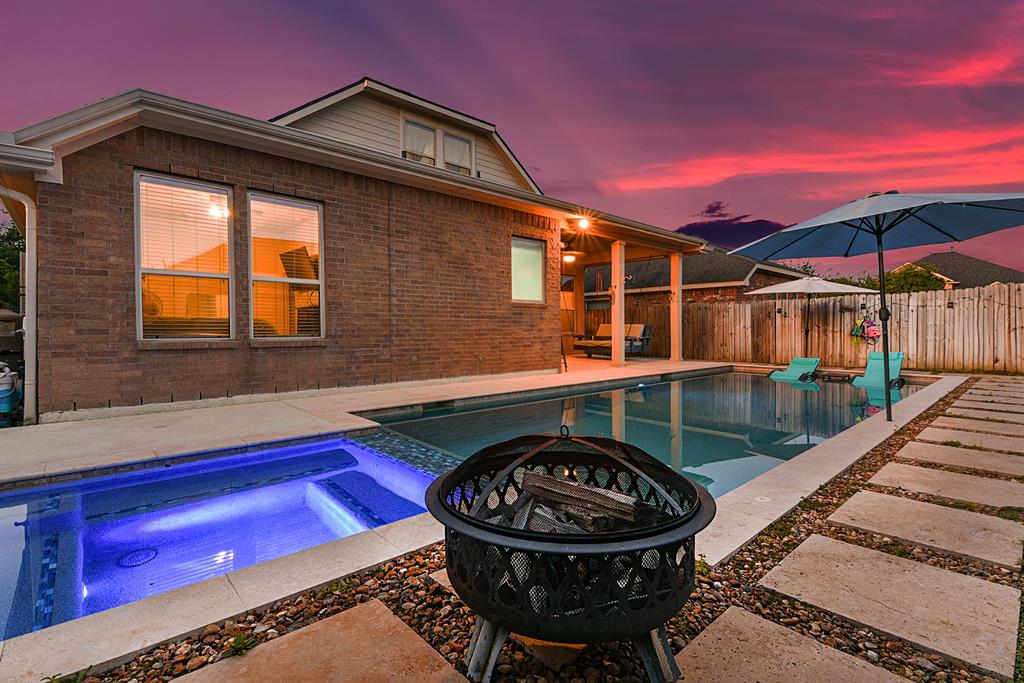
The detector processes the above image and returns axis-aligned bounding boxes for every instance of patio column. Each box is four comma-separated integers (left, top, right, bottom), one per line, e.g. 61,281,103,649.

670,252,684,362
610,240,626,367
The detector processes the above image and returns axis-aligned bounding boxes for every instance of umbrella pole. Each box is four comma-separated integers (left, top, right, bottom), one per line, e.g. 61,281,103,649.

875,231,893,421
804,294,810,357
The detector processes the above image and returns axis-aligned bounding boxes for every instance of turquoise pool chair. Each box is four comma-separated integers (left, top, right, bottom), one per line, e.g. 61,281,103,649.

852,351,905,390
768,357,820,383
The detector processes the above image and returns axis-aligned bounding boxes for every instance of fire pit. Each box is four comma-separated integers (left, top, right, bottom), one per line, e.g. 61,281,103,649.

425,430,716,682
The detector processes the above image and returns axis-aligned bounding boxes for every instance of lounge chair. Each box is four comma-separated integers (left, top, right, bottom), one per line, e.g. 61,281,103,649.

851,351,906,390
768,357,820,383
574,323,651,358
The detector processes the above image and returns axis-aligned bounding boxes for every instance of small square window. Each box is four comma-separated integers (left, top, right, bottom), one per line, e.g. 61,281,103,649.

402,120,436,166
443,133,471,175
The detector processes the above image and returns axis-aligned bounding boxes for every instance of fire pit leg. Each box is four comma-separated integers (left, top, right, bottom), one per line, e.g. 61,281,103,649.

465,617,509,682
631,626,681,683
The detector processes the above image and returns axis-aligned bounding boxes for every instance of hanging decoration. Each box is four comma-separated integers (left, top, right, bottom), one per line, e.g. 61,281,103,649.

850,316,882,346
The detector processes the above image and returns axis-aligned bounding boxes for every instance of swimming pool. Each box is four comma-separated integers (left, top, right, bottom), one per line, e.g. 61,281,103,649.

0,371,914,639
360,371,916,498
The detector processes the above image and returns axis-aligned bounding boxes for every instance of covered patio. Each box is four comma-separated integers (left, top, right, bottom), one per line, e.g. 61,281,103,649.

559,216,704,368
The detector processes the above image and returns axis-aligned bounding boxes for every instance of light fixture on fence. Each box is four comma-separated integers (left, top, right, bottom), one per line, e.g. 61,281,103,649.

947,301,955,309
860,303,866,310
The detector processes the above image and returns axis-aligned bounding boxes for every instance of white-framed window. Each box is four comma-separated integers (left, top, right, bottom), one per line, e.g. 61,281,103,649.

135,172,233,339
511,236,545,303
402,120,436,166
248,193,323,338
443,133,472,175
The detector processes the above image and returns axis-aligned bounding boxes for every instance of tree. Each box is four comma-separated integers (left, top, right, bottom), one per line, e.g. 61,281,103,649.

0,221,23,311
859,264,946,293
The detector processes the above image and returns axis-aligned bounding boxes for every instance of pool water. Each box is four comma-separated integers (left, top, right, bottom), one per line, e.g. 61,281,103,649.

0,372,913,639
373,372,916,498
0,440,432,639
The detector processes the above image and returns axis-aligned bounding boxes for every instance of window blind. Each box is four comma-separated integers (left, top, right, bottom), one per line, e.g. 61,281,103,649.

444,133,471,174
250,194,322,338
137,175,231,339
403,120,435,162
511,237,545,302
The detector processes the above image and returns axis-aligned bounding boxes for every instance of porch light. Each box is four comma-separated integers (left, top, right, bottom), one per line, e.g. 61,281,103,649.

562,254,577,263
577,217,590,229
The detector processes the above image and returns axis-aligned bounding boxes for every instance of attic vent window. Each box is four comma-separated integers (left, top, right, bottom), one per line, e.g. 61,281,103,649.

402,120,436,165
443,133,472,175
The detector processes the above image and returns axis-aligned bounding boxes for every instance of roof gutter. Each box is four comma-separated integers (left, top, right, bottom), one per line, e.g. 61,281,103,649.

0,184,37,423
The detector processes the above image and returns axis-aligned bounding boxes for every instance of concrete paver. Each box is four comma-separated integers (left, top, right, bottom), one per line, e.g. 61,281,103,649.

869,462,1024,508
932,415,1024,438
828,490,1024,568
964,390,1024,403
178,599,465,683
896,440,1024,477
918,426,1024,454
675,606,903,683
759,535,1021,679
953,399,1024,414
948,406,1024,423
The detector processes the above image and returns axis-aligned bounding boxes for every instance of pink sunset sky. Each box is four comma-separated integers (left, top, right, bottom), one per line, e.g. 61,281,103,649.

4,0,1024,275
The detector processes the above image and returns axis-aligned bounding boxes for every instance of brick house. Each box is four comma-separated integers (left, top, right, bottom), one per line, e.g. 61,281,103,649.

0,77,705,421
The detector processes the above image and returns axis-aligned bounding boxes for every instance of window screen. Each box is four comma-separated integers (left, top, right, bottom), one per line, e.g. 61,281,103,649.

137,175,231,338
511,237,545,302
403,120,436,165
249,194,323,337
443,133,471,175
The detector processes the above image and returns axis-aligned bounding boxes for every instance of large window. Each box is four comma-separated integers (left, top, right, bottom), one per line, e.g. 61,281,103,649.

249,194,323,338
511,237,545,302
443,133,472,175
402,120,436,166
137,174,232,339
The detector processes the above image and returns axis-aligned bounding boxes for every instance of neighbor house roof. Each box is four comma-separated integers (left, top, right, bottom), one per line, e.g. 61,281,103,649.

0,87,705,253
272,77,540,194
583,247,804,293
909,252,1024,288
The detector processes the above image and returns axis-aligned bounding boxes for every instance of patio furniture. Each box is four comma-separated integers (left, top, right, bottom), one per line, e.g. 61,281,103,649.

768,357,820,383
426,430,716,683
852,351,906,390
574,323,651,358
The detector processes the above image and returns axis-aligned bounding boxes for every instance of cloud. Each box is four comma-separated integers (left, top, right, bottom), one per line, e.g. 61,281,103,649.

695,201,731,219
676,203,788,250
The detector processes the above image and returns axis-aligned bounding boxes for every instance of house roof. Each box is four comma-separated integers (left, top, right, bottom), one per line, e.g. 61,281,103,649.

273,76,540,193
911,252,1024,288
583,247,804,292
0,88,705,253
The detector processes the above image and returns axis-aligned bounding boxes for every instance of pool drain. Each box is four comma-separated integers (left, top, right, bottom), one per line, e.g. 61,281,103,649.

118,547,158,568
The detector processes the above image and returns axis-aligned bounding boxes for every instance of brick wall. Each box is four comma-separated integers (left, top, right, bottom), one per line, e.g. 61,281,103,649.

35,128,561,413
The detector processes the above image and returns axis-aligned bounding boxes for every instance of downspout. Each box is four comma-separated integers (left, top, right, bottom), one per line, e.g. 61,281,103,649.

0,185,37,424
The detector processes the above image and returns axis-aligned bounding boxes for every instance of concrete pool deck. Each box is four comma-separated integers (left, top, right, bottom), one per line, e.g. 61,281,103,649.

0,362,964,680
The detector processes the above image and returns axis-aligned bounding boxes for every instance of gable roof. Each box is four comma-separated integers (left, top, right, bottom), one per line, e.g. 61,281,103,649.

2,89,705,253
583,247,804,292
271,77,540,194
911,252,1024,288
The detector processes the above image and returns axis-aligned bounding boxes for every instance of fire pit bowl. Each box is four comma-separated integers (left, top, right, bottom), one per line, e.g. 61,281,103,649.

425,431,716,682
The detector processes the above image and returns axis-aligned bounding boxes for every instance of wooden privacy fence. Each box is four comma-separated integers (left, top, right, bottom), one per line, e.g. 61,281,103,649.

583,282,1024,373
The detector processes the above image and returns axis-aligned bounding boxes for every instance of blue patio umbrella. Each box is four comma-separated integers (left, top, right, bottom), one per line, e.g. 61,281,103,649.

731,190,1024,420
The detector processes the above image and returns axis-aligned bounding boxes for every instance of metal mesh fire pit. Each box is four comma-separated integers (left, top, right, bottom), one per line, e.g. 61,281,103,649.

425,429,716,682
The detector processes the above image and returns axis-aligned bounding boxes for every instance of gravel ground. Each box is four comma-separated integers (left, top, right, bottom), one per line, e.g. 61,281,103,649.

84,376,1022,683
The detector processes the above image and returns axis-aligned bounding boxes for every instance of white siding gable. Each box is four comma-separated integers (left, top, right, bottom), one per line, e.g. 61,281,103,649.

282,91,534,192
